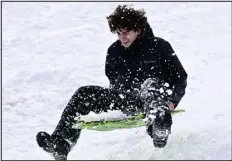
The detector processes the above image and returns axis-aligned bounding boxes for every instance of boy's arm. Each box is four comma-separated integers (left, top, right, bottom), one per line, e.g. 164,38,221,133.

162,41,188,109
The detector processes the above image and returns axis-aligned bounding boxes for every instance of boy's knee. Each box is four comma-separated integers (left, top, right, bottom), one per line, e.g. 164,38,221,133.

77,86,89,93
72,86,91,98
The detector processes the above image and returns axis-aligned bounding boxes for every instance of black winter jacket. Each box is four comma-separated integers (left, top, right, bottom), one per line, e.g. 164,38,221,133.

105,23,188,108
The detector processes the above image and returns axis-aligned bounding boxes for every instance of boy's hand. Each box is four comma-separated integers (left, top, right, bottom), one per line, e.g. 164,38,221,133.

168,102,175,112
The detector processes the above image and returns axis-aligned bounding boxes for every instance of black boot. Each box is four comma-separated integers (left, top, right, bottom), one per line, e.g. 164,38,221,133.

144,101,173,148
150,108,172,148
140,78,173,148
36,131,71,160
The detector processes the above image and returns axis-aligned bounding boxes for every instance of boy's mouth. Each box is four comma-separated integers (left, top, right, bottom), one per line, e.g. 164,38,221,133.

122,40,130,45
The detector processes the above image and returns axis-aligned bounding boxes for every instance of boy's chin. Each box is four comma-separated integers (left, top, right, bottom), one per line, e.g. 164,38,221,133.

121,42,132,48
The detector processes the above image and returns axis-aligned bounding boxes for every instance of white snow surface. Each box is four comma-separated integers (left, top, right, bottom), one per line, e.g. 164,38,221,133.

2,2,231,160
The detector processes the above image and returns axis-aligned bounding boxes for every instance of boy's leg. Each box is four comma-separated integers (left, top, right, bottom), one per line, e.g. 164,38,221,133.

140,78,173,148
52,85,143,140
36,85,143,159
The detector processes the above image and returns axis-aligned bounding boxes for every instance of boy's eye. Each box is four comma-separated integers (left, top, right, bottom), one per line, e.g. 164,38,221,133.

117,31,129,35
122,32,129,35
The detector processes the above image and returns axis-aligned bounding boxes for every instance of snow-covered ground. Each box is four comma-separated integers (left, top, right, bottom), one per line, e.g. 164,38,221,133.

2,2,231,160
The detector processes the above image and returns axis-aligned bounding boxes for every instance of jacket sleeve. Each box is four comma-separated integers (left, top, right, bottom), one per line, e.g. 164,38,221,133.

162,41,188,108
105,50,119,89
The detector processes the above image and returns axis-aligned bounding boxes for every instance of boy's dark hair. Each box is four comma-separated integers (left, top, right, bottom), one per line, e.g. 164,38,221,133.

106,5,147,33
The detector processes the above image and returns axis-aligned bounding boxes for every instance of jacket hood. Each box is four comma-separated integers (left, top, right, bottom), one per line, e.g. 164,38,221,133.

140,22,155,41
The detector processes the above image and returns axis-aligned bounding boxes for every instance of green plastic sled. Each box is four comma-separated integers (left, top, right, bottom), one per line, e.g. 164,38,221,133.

73,109,185,131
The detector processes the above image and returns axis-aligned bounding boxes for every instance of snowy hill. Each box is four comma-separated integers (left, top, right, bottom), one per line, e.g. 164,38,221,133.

2,2,231,160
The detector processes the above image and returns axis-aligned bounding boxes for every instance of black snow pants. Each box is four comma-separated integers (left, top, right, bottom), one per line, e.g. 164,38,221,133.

51,85,144,145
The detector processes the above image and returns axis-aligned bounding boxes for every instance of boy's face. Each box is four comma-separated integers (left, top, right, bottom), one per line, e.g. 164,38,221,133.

116,28,141,48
